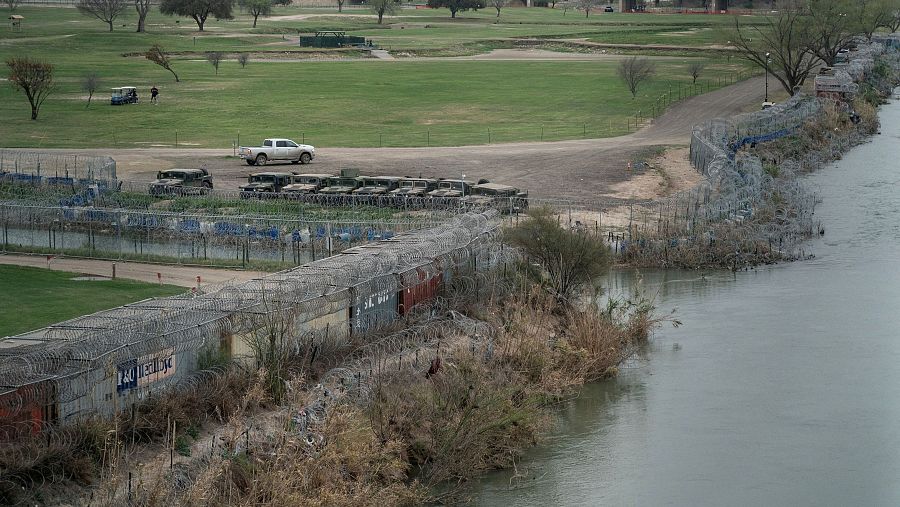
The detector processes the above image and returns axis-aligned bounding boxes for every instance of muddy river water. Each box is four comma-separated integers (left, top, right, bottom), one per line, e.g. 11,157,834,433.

471,97,900,505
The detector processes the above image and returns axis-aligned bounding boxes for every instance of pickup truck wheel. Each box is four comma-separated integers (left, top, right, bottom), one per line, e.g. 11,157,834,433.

255,154,267,166
300,152,312,164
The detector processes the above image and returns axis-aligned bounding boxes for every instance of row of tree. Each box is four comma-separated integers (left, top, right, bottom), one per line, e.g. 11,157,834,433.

68,0,505,31
73,0,290,33
731,0,900,95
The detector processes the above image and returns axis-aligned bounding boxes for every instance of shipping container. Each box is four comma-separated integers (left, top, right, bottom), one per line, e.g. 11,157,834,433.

56,346,198,422
350,273,400,335
398,266,443,316
0,382,56,437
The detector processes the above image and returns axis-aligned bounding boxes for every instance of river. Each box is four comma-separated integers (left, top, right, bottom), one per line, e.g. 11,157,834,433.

471,97,900,505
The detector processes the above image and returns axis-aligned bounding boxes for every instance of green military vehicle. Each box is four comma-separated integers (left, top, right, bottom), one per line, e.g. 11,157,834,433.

460,182,529,212
239,171,296,197
148,168,213,196
390,177,438,197
427,179,474,198
319,169,364,196
353,176,402,196
282,173,333,195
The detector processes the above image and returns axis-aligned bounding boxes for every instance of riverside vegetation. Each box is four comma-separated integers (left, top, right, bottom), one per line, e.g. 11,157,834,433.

618,50,900,271
0,210,671,506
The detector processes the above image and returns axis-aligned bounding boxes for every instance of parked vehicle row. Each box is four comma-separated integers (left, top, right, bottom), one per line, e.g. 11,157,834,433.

144,137,528,210
237,169,529,210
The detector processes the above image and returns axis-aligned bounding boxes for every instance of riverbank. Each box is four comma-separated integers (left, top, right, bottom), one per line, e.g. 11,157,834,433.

470,93,900,505
0,249,663,505
614,46,900,270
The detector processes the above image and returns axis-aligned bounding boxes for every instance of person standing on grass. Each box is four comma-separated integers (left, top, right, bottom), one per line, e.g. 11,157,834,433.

150,86,159,105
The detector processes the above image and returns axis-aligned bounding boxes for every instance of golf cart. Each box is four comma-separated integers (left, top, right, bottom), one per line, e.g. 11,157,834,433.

111,87,139,105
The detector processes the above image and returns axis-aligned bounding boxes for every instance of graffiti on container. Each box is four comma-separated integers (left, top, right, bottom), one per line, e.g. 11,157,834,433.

116,347,176,392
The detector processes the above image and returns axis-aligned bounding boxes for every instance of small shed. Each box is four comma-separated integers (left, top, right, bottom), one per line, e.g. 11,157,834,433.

8,15,23,31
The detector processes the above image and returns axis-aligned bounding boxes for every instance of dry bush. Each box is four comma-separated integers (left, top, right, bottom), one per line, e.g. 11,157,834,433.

0,419,113,505
119,366,257,444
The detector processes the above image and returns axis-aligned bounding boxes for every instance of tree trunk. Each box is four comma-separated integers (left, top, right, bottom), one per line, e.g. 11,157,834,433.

338,2,342,12
136,6,147,33
585,8,589,17
108,19,114,31
87,91,93,108
451,8,457,17
496,7,500,16
378,10,384,23
253,13,258,27
31,104,38,120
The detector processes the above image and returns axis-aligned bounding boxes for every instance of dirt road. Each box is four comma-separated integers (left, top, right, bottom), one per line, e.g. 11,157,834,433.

0,253,266,287
6,73,765,202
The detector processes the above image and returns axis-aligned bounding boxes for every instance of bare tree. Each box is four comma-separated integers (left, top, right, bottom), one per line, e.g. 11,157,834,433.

4,0,21,10
804,0,857,66
206,51,223,74
888,2,900,33
576,0,597,17
370,0,397,24
617,56,656,98
76,0,129,31
490,0,506,17
134,0,152,32
687,61,706,84
6,57,54,120
146,44,180,82
505,207,612,303
852,0,893,40
336,0,345,11
81,72,100,108
237,53,250,68
730,2,819,96
239,0,271,27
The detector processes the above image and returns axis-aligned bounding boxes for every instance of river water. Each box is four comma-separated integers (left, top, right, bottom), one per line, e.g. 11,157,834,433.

472,97,900,505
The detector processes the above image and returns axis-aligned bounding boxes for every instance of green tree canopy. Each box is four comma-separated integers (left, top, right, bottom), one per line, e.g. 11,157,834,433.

159,0,234,31
426,0,486,18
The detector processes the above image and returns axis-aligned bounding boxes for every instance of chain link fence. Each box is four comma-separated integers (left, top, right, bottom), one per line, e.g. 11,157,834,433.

0,151,116,188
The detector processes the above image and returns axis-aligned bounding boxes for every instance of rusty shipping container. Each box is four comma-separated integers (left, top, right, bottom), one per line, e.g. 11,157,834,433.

0,382,56,437
398,267,443,316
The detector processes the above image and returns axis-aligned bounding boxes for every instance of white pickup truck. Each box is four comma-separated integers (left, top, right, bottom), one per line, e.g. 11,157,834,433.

239,138,315,166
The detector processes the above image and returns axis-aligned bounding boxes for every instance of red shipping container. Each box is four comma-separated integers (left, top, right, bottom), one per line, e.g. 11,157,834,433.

399,268,443,315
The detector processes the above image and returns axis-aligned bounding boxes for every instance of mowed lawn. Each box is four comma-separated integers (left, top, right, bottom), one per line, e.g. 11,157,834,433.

0,7,755,148
0,264,184,337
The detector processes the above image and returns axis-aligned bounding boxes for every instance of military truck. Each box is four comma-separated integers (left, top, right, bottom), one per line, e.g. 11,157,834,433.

282,173,333,195
318,175,364,195
148,168,213,196
239,172,296,197
390,177,438,198
427,179,474,198
460,182,529,212
318,169,364,196
353,176,402,196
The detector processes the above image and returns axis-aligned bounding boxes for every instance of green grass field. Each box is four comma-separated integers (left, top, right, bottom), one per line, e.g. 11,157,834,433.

0,264,184,336
0,6,756,148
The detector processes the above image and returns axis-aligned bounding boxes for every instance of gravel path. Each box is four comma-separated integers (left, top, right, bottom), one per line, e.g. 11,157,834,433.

0,253,266,287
